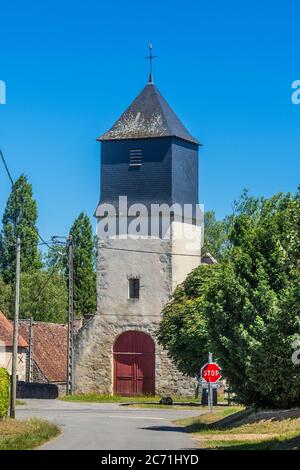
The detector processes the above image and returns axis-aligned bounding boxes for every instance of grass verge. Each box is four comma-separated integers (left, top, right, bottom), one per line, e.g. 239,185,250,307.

127,403,204,410
0,418,60,450
176,406,300,450
60,393,200,405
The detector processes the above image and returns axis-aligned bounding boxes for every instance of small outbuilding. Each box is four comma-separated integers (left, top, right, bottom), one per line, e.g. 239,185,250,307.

0,311,28,381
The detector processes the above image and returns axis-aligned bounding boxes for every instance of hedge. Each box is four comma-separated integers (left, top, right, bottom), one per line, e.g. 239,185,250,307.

0,367,10,419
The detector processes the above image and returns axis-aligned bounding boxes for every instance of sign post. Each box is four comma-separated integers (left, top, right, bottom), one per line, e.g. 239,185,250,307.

200,354,221,413
208,352,212,412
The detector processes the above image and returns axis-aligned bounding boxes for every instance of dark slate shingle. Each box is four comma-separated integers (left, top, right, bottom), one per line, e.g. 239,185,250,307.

98,83,199,144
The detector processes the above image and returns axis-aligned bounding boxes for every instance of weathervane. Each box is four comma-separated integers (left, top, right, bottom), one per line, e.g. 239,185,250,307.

145,43,157,84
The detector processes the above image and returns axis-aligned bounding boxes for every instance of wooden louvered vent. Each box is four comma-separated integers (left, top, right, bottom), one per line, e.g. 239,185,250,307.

130,149,142,167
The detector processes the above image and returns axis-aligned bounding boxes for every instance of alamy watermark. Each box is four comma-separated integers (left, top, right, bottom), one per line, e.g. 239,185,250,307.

96,196,204,252
292,339,300,365
291,80,300,104
0,80,6,104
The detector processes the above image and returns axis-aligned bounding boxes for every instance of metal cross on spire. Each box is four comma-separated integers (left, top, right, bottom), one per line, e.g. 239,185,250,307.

145,43,157,84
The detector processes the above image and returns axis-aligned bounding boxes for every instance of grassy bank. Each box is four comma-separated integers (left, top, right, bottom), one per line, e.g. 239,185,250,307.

60,393,200,405
176,407,300,449
0,418,60,450
127,403,203,410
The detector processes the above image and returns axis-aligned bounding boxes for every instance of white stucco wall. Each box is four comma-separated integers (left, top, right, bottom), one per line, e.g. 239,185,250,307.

171,220,201,288
0,346,27,381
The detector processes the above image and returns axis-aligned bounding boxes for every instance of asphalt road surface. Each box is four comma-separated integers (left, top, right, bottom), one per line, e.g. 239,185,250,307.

17,399,202,450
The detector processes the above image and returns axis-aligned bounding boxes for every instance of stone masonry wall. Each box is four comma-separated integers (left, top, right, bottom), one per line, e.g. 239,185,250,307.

74,224,199,397
74,314,196,397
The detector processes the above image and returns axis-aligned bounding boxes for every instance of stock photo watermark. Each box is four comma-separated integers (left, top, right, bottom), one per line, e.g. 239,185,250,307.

291,80,300,105
292,339,300,365
0,80,6,104
96,196,204,252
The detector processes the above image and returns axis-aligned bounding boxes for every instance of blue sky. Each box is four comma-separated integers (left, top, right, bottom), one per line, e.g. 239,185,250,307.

0,0,299,242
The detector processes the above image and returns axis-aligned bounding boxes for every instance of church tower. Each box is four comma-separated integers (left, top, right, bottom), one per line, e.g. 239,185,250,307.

74,61,201,396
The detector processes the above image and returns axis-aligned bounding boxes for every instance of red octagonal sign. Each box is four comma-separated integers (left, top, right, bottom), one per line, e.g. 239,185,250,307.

201,362,222,383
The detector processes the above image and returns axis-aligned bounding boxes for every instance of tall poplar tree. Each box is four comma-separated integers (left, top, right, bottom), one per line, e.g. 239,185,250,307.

70,212,96,317
0,175,42,283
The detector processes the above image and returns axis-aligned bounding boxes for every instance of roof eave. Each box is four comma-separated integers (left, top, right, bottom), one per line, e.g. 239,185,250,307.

97,134,201,146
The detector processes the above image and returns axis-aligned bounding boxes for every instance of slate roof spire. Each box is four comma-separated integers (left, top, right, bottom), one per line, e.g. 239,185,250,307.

98,43,198,144
99,83,199,144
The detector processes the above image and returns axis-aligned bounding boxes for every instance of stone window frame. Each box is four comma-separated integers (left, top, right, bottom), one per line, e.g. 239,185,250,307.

127,274,141,300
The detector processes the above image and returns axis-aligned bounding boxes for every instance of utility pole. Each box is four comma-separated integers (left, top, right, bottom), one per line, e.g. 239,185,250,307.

28,317,33,383
10,236,21,418
67,235,74,395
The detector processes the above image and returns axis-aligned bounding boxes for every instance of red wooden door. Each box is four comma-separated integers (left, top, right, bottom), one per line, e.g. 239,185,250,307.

113,331,155,396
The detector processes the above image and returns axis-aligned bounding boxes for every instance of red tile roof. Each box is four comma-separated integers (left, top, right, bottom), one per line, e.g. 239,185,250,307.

0,311,28,348
19,321,68,383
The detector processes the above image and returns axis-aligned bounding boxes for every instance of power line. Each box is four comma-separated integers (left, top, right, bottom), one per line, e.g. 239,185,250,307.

38,241,56,246
0,149,14,187
0,148,55,252
37,232,55,251
27,261,64,309
1,150,201,259
100,245,202,258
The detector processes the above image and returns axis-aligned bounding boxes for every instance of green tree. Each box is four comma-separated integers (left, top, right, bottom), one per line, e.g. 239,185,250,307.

70,212,96,317
205,191,300,407
0,276,12,317
203,190,262,260
157,265,215,376
18,271,67,323
44,243,67,275
0,271,67,323
0,175,42,283
0,368,10,419
159,190,300,408
203,211,227,259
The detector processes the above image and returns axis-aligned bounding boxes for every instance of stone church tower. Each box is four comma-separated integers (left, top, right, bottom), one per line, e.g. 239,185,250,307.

74,73,201,396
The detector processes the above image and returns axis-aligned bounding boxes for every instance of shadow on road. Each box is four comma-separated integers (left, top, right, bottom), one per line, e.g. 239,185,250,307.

138,425,189,433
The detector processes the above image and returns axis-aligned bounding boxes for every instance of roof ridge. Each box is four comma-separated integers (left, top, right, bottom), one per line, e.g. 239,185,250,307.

150,85,172,135
152,85,196,142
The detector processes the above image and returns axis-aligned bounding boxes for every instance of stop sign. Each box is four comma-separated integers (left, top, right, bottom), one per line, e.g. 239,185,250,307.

201,362,221,383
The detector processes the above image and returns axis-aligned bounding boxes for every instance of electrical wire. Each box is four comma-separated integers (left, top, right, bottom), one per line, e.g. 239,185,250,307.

0,149,14,187
100,245,202,258
25,259,65,313
0,148,56,252
37,232,55,251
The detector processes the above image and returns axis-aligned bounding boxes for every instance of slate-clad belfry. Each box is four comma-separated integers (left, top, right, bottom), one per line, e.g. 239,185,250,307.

74,70,202,396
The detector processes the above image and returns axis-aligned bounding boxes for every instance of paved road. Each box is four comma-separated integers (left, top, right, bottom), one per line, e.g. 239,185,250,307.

17,399,202,450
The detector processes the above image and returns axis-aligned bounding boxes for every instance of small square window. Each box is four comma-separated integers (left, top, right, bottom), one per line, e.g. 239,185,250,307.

128,278,140,299
130,149,142,167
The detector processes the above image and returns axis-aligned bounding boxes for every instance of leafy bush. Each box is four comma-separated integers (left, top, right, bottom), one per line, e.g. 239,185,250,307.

157,265,215,375
158,190,300,408
0,368,10,419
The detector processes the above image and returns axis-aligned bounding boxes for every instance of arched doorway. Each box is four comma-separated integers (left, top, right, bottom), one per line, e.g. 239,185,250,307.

113,331,155,396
